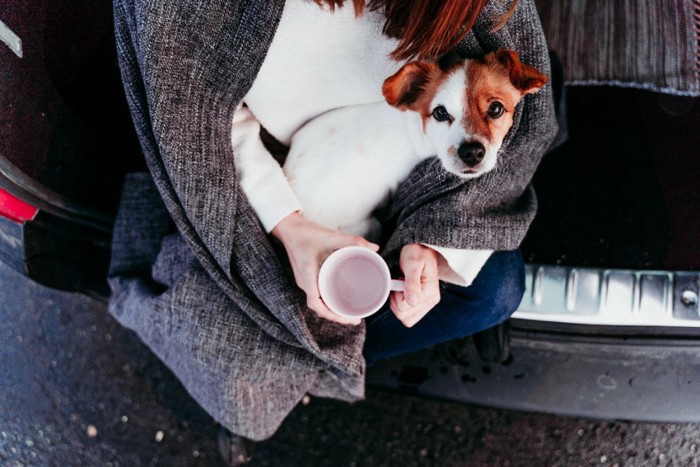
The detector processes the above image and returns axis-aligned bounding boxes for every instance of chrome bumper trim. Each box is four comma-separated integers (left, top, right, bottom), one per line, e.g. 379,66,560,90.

514,265,700,327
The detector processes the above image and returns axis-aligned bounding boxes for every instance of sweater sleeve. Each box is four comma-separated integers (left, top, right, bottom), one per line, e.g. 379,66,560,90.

231,103,302,232
422,245,492,287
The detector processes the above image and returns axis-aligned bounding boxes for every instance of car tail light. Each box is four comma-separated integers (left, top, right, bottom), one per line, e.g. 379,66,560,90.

0,187,38,223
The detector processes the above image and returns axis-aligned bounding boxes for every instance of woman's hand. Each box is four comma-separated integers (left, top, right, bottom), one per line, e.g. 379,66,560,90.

390,243,441,328
271,212,379,325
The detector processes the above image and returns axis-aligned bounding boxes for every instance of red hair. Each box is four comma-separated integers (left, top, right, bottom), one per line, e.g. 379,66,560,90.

314,0,518,61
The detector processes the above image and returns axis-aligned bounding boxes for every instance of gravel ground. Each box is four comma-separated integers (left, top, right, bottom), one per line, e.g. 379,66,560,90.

1,260,699,467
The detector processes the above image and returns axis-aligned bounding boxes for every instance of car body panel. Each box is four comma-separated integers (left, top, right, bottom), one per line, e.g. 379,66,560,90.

367,332,700,423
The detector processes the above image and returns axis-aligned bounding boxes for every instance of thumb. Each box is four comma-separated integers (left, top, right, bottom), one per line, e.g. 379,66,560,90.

366,241,380,252
350,236,380,252
403,265,423,306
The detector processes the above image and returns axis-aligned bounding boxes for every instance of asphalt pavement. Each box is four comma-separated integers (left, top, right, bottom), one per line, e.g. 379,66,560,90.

2,259,700,466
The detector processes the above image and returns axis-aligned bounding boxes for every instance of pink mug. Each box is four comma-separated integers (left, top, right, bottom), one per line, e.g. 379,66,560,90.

318,246,405,319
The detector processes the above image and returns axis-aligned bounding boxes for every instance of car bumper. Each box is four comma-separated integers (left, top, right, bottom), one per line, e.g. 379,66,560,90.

367,326,700,422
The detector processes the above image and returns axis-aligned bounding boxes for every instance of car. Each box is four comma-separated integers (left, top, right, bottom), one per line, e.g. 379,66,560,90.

0,0,143,298
2,0,699,424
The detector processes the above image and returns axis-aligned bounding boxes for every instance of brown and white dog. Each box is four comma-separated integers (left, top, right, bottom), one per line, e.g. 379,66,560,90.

282,50,547,237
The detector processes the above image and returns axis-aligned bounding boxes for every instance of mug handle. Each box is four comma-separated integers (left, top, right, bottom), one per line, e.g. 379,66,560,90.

390,279,405,292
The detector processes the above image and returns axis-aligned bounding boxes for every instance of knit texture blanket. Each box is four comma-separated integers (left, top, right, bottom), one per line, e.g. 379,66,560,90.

109,0,557,440
535,0,700,96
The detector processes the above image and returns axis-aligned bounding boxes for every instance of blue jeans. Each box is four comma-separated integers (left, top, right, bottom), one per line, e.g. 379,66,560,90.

363,249,525,366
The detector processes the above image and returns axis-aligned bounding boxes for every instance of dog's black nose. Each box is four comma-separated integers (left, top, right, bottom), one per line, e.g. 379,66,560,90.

457,142,486,167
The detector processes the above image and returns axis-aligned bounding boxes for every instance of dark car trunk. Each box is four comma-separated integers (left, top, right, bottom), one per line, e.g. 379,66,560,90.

0,1,143,220
522,87,700,272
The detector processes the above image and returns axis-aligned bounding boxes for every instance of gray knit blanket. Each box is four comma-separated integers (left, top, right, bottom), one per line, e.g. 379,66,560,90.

109,0,557,440
535,0,700,96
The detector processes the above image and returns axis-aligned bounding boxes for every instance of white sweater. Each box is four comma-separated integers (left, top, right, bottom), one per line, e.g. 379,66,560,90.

231,0,492,286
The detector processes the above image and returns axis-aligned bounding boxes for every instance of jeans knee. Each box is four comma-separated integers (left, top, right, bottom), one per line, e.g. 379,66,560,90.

487,250,526,322
441,250,525,327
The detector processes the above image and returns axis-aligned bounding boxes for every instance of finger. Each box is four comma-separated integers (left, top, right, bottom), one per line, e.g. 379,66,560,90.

400,257,424,306
396,304,432,328
390,287,441,327
344,235,380,252
391,301,424,328
402,310,426,328
389,291,421,325
362,240,381,252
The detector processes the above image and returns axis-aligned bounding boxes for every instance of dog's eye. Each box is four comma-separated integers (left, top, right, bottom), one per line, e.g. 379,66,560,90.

432,106,451,122
487,102,505,119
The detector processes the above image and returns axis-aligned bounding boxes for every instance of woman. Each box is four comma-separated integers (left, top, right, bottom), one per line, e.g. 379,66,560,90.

231,0,536,366
109,0,557,445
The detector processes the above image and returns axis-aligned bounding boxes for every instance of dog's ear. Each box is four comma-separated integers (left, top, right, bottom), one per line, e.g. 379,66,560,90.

383,61,440,110
490,49,548,95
